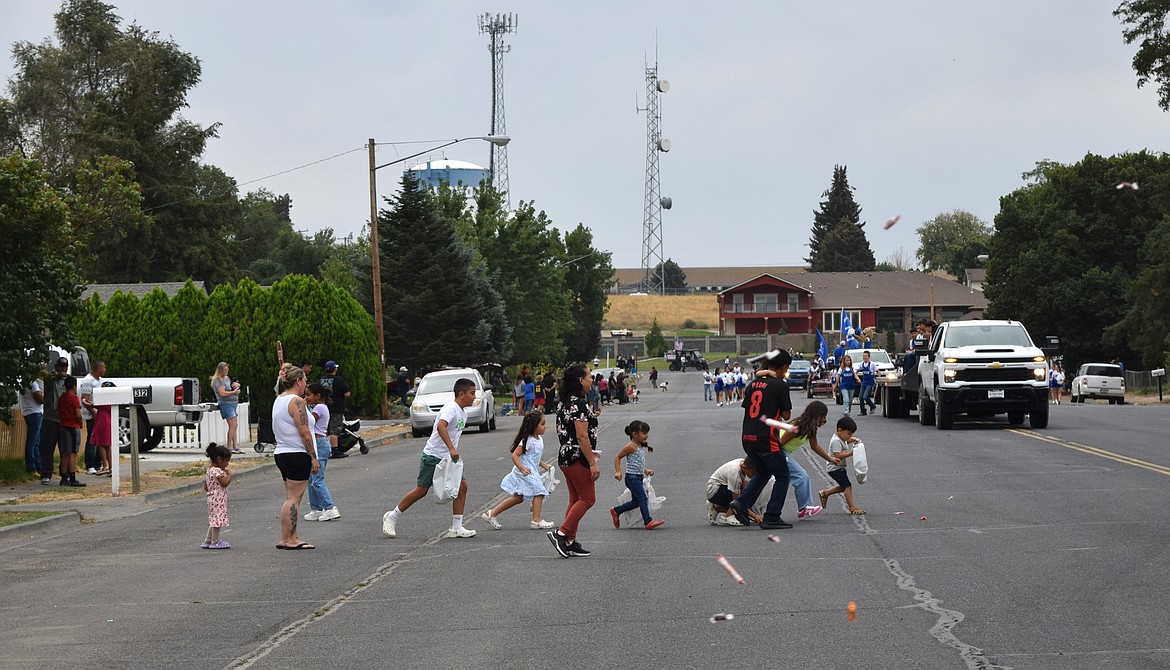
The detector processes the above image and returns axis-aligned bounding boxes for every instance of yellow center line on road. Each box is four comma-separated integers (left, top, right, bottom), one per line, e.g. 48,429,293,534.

1005,428,1170,477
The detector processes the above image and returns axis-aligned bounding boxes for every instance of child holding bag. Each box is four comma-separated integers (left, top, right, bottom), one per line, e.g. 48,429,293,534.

819,415,865,515
481,411,556,529
609,420,665,530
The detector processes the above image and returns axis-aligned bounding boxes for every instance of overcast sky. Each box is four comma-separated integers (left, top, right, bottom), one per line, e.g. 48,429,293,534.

3,1,1166,269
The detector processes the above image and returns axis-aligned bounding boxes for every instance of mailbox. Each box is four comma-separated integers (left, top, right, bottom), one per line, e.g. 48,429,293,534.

1152,368,1166,378
92,386,133,406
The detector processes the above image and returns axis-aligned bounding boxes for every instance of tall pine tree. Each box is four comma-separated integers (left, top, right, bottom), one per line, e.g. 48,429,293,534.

373,171,510,369
806,165,875,271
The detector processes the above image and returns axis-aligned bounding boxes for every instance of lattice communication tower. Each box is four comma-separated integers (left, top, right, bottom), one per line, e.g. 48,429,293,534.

639,62,671,294
478,12,516,208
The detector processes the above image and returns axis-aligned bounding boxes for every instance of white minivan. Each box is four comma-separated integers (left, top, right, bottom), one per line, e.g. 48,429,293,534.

409,368,496,438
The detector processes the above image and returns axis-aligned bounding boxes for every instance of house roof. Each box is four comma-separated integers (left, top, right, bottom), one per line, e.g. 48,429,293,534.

611,266,807,288
83,281,208,302
720,271,987,310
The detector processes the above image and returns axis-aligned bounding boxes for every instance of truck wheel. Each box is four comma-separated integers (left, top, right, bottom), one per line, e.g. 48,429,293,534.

918,393,935,426
1118,397,1126,405
935,393,953,430
479,419,491,433
1008,410,1025,425
139,427,164,452
411,426,426,438
1029,405,1049,429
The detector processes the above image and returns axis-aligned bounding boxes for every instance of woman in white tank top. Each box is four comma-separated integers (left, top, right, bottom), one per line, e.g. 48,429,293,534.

272,363,319,550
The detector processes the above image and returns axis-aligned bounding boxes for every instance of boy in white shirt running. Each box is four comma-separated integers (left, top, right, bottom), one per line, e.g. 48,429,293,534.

383,378,477,539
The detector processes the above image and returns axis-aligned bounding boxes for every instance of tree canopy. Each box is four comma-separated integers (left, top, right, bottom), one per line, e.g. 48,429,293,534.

563,224,613,363
1116,0,1170,112
915,210,992,279
807,165,874,271
984,151,1170,370
0,152,84,421
653,259,687,291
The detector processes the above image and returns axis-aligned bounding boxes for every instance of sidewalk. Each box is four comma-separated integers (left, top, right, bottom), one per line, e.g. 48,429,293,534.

0,422,410,532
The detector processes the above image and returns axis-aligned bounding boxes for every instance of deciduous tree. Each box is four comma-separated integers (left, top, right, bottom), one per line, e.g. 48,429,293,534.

563,224,613,363
915,210,992,279
1116,0,1170,111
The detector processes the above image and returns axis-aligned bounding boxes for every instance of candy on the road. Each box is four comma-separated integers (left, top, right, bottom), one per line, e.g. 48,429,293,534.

920,516,928,520
767,534,780,543
847,601,857,622
894,511,904,515
709,613,735,623
883,215,900,229
715,553,745,585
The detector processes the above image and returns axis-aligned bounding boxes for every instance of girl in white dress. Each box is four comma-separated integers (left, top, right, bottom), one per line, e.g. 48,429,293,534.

482,411,556,529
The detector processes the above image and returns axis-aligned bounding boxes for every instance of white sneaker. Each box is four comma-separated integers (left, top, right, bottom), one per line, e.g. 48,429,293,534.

530,519,555,529
304,509,322,521
716,513,743,526
481,511,502,529
381,511,397,538
318,507,341,521
87,468,98,475
716,402,722,407
444,527,477,538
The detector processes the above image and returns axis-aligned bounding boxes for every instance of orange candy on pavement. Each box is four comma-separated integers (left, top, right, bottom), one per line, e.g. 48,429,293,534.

847,601,857,622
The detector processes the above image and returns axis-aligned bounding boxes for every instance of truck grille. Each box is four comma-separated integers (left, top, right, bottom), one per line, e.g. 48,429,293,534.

955,368,1035,382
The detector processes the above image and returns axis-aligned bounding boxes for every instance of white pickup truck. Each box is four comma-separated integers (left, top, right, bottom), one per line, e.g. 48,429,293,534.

916,320,1050,430
49,346,205,452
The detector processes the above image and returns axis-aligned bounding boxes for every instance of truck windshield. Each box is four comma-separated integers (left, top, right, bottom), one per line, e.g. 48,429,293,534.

944,325,1033,348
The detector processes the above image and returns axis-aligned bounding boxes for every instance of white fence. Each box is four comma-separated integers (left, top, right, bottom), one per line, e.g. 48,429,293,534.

157,402,253,450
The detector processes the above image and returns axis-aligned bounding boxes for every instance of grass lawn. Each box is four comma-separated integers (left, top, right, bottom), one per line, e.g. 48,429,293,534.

0,459,37,486
605,294,718,331
0,510,66,527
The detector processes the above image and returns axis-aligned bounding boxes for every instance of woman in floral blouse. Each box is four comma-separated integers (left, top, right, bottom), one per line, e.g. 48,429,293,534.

546,364,599,558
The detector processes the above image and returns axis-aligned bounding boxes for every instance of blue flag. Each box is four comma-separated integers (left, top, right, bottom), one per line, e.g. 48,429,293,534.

816,328,829,364
841,308,852,338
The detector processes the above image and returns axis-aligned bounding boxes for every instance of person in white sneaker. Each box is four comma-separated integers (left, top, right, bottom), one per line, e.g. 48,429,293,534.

304,383,340,522
482,411,556,530
383,378,477,539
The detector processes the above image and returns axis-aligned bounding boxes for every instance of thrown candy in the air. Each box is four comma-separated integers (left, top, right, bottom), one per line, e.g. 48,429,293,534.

1117,181,1140,190
884,215,900,229
715,553,745,585
761,417,797,433
709,613,735,623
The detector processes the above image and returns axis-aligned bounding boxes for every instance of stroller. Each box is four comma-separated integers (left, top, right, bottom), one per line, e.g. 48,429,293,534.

330,417,368,458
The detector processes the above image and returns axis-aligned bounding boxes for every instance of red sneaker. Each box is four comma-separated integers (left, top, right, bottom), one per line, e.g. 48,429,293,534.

644,520,665,530
610,507,620,528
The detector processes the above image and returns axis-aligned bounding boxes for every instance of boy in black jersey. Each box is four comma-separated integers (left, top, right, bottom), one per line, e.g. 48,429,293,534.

728,349,796,530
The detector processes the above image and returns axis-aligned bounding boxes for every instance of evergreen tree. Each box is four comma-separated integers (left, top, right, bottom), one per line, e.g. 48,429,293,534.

645,318,667,358
807,165,874,271
653,258,687,291
373,171,510,369
563,224,613,363
814,219,877,272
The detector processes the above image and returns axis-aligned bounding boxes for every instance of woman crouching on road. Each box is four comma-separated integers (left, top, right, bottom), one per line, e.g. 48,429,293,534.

273,363,319,550
547,364,599,558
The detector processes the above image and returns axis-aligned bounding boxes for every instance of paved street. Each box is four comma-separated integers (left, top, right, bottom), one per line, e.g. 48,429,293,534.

2,369,1168,669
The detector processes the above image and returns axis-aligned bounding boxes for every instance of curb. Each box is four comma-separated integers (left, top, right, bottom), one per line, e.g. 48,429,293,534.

0,510,83,536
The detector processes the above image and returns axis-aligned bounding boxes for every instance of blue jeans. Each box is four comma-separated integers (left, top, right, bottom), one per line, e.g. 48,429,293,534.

735,450,791,523
703,383,712,400
614,473,652,524
786,454,812,510
840,387,855,414
522,398,534,414
308,437,335,511
859,384,877,412
23,413,43,473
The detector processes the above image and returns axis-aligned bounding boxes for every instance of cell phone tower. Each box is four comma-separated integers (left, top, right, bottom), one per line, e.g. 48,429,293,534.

638,59,671,295
479,12,516,208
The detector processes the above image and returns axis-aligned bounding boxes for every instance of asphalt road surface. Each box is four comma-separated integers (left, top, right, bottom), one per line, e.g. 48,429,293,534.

2,370,1168,669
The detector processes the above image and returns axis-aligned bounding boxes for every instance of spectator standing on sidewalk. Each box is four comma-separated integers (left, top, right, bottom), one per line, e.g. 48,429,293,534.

19,376,44,474
80,360,106,474
319,361,351,454
38,357,69,485
397,366,411,407
211,362,243,454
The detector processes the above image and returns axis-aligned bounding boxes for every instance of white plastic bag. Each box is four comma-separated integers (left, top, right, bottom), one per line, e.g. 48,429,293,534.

852,442,868,484
539,462,559,494
615,476,667,526
432,457,464,503
644,475,666,510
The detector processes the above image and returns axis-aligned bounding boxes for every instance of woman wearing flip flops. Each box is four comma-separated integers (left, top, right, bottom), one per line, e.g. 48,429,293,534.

272,363,320,550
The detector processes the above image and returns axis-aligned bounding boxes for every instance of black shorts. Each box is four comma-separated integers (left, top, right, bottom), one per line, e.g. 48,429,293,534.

707,484,734,507
274,452,312,481
828,468,852,489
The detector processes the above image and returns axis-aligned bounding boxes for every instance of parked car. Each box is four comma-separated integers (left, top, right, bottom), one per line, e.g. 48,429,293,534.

409,368,496,438
787,360,813,389
1071,363,1126,404
610,328,633,337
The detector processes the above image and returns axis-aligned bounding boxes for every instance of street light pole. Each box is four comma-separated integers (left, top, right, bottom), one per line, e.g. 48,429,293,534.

367,135,511,418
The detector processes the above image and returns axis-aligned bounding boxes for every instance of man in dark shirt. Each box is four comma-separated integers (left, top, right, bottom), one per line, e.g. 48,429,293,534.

320,360,351,453
728,349,794,530
541,371,557,414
